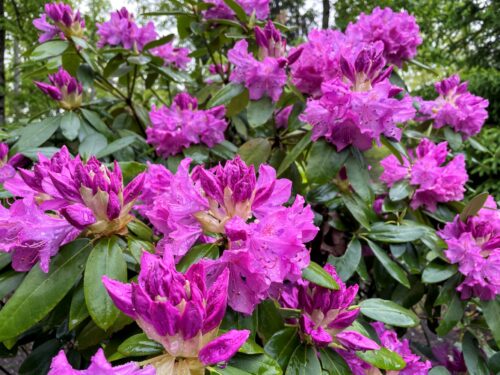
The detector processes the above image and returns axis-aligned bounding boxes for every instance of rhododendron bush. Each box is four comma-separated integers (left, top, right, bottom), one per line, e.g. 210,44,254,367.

0,1,498,374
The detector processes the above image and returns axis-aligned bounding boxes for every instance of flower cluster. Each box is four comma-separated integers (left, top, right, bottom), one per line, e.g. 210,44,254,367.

138,156,318,313
228,22,300,102
418,75,489,138
151,42,191,69
203,0,270,20
438,196,500,300
380,139,468,211
0,143,25,183
147,93,228,157
345,7,422,67
431,343,467,374
1,147,144,271
34,67,83,109
48,349,156,374
97,7,157,51
103,251,249,372
300,42,415,151
278,264,379,350
33,2,85,42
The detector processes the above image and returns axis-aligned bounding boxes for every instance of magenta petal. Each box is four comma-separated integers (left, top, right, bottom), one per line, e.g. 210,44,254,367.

101,276,136,318
199,329,250,365
204,267,229,333
336,331,380,351
124,173,146,204
60,204,96,229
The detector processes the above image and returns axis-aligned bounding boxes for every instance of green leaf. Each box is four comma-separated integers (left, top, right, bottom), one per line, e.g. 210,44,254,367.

127,238,154,264
96,136,136,158
226,89,250,117
80,108,113,137
462,332,489,375
18,339,61,375
238,138,271,168
229,353,283,374
257,300,285,342
0,271,25,300
367,222,428,243
79,133,108,158
356,348,406,371
365,239,410,288
207,83,245,108
118,161,147,184
422,262,457,283
487,352,500,374
302,261,339,290
239,339,265,355
319,348,351,375
14,117,61,151
127,219,154,241
342,194,372,229
177,243,219,273
436,294,464,336
31,40,69,60
429,366,451,375
60,111,81,141
460,192,489,222
84,237,127,330
143,34,175,50
69,282,89,330
444,127,463,150
247,97,275,128
117,333,163,357
264,327,300,369
479,299,500,347
306,140,348,184
389,180,413,201
360,298,419,327
223,0,248,21
345,153,373,202
277,131,312,177
127,55,151,65
0,239,91,341
183,144,210,164
0,253,10,271
328,238,362,282
286,345,321,375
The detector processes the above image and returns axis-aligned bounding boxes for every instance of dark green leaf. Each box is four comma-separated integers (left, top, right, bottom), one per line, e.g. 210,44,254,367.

389,180,413,201
118,161,147,184
128,219,154,241
367,222,428,243
319,348,351,375
264,327,300,369
460,192,489,222
177,243,219,273
118,333,163,357
365,239,410,288
31,41,69,60
0,239,91,341
207,83,245,108
487,352,500,374
345,153,373,202
14,117,61,151
69,282,89,330
247,97,275,128
79,133,108,158
422,262,457,283
60,111,81,141
84,237,127,330
143,34,175,51
80,108,113,137
436,294,464,336
183,144,210,164
0,253,10,271
360,298,419,327
342,194,372,229
0,270,25,300
223,0,248,21
238,138,271,168
429,366,451,375
257,300,285,342
328,238,362,282
96,136,136,158
286,345,321,375
277,131,311,177
444,127,463,150
462,332,489,375
19,339,61,375
306,140,348,184
302,261,339,290
229,353,283,374
226,89,250,117
356,348,406,371
479,299,500,347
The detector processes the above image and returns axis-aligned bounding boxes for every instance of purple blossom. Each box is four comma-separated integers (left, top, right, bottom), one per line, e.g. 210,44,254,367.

0,198,80,272
102,251,249,366
97,8,157,51
203,0,269,20
431,343,467,374
278,264,379,351
147,93,228,157
5,146,145,238
345,7,422,67
418,75,489,138
48,348,156,374
438,196,500,300
255,21,287,60
228,39,287,102
151,42,191,69
0,143,26,183
34,67,83,109
381,138,468,211
33,2,85,43
300,42,415,151
275,105,293,129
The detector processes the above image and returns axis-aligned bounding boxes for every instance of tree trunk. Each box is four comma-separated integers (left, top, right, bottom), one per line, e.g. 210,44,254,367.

0,0,5,126
322,0,330,29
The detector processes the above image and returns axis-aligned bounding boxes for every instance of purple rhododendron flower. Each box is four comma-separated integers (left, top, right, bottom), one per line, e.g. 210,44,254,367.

203,0,269,20
102,251,249,368
418,75,489,138
301,42,415,151
438,196,500,300
48,348,155,374
345,7,422,67
147,93,228,157
33,2,85,43
0,143,25,183
34,67,83,109
380,138,468,211
275,105,293,129
278,264,379,351
431,343,467,374
151,42,191,69
97,8,157,51
0,197,80,272
5,146,145,238
228,39,287,102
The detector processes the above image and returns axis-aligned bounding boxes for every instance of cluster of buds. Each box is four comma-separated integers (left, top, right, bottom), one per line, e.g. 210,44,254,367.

103,252,249,373
33,2,85,42
34,68,83,110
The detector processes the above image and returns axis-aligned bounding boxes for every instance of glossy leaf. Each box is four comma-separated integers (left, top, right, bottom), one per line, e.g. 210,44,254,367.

436,294,465,336
422,262,457,283
238,138,271,168
328,238,362,282
365,239,410,288
460,192,489,222
360,298,419,327
117,333,163,357
479,299,500,347
367,222,428,243
302,261,339,290
31,40,69,60
95,136,136,159
277,131,312,177
306,140,348,184
264,327,300,369
0,270,25,300
462,332,489,375
69,282,89,330
286,344,321,375
389,180,413,201
177,243,219,272
356,348,406,371
207,83,245,107
247,97,275,128
60,111,81,141
14,117,61,151
319,348,351,375
229,353,283,375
